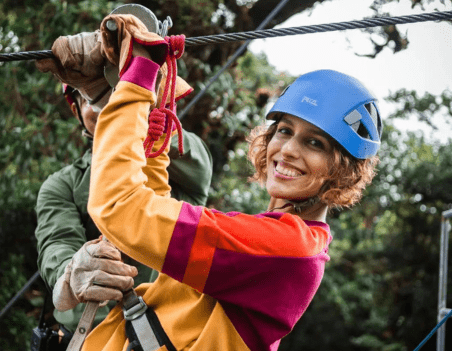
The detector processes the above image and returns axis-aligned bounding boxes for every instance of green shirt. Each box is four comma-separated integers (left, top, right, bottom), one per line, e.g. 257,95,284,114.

35,131,212,332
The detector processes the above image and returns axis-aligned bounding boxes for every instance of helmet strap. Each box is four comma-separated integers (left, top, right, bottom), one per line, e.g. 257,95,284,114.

73,98,94,140
269,181,330,214
270,196,321,214
286,197,322,213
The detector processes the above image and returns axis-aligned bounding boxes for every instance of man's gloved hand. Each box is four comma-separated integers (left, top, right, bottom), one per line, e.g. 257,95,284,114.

53,238,138,312
35,31,111,110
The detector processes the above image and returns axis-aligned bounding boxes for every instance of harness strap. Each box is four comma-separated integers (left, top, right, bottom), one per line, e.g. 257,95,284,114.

66,301,100,351
123,290,160,351
123,290,177,351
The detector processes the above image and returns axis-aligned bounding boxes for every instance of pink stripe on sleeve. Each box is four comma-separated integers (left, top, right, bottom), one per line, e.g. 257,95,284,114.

161,203,203,281
120,56,160,92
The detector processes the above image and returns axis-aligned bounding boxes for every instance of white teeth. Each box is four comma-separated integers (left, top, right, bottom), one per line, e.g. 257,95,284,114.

275,163,302,177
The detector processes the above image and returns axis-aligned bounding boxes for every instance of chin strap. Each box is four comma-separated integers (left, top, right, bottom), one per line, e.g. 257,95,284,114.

287,197,322,213
270,182,330,214
270,196,321,214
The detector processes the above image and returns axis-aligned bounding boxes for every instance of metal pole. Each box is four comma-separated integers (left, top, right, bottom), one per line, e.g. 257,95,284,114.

0,270,41,320
437,209,452,351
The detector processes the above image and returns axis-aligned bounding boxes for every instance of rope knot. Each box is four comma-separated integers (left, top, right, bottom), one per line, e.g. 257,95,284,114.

147,109,166,141
143,107,184,158
165,35,185,59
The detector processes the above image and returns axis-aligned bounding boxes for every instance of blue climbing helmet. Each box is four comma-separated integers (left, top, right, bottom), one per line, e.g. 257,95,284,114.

267,69,383,159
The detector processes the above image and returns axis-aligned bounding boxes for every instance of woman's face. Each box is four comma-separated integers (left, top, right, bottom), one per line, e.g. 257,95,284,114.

266,114,333,201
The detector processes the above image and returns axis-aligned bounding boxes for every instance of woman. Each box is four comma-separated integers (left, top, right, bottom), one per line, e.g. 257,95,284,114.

249,69,381,215
69,15,381,351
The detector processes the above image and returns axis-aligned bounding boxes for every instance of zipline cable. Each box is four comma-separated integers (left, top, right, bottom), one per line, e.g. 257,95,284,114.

413,308,452,351
179,0,290,119
1,10,452,63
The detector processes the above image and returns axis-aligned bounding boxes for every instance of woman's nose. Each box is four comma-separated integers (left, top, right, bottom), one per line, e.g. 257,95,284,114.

281,137,301,159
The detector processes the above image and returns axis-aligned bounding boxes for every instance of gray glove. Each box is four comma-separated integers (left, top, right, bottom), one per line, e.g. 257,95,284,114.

53,238,138,311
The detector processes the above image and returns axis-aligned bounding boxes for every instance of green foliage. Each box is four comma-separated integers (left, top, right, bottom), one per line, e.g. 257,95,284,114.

0,254,37,351
385,88,452,131
209,141,270,213
203,50,293,178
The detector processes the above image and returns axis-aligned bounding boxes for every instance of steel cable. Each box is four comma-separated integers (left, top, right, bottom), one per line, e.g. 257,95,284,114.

178,0,291,119
1,10,452,62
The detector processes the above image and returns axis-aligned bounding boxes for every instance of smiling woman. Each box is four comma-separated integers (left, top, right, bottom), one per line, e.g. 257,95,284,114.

83,64,382,351
248,69,381,221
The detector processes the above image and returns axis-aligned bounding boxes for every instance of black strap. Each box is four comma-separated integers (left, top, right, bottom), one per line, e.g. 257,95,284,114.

125,307,176,351
58,324,74,347
86,85,112,105
37,293,50,329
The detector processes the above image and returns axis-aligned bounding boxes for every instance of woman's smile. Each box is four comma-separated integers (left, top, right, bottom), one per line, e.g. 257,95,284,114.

273,161,305,179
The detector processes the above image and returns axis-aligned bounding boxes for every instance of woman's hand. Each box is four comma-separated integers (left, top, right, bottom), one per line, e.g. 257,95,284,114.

132,41,152,60
100,14,168,75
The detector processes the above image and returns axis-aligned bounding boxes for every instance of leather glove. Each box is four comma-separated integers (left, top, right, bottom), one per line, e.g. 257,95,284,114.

99,14,193,105
53,238,138,312
100,14,168,75
156,63,193,107
35,31,111,110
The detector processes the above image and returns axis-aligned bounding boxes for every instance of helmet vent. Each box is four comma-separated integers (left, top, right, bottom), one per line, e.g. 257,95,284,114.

365,102,382,137
357,122,370,139
344,108,371,139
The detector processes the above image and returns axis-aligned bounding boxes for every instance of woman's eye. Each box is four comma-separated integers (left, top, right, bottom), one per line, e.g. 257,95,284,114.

277,127,291,135
309,139,324,149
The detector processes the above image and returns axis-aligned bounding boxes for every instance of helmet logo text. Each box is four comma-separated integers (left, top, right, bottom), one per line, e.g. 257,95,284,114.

302,96,317,106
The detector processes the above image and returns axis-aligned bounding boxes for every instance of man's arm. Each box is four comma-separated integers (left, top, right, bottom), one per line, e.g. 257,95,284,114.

168,130,212,206
35,169,86,289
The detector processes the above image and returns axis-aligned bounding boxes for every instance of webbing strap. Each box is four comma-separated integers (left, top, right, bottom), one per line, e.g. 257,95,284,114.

129,313,161,351
123,290,161,351
66,301,100,351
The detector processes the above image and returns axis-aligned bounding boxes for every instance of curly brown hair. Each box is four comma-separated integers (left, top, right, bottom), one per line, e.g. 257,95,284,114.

247,118,380,209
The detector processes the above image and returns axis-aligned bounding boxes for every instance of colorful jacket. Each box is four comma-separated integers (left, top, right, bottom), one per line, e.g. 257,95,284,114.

86,57,332,351
35,121,212,332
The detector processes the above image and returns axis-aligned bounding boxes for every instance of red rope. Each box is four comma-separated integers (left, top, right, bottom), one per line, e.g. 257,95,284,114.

143,35,186,158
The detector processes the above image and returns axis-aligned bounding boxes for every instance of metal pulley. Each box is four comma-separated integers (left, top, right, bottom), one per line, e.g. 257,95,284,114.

103,4,173,88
